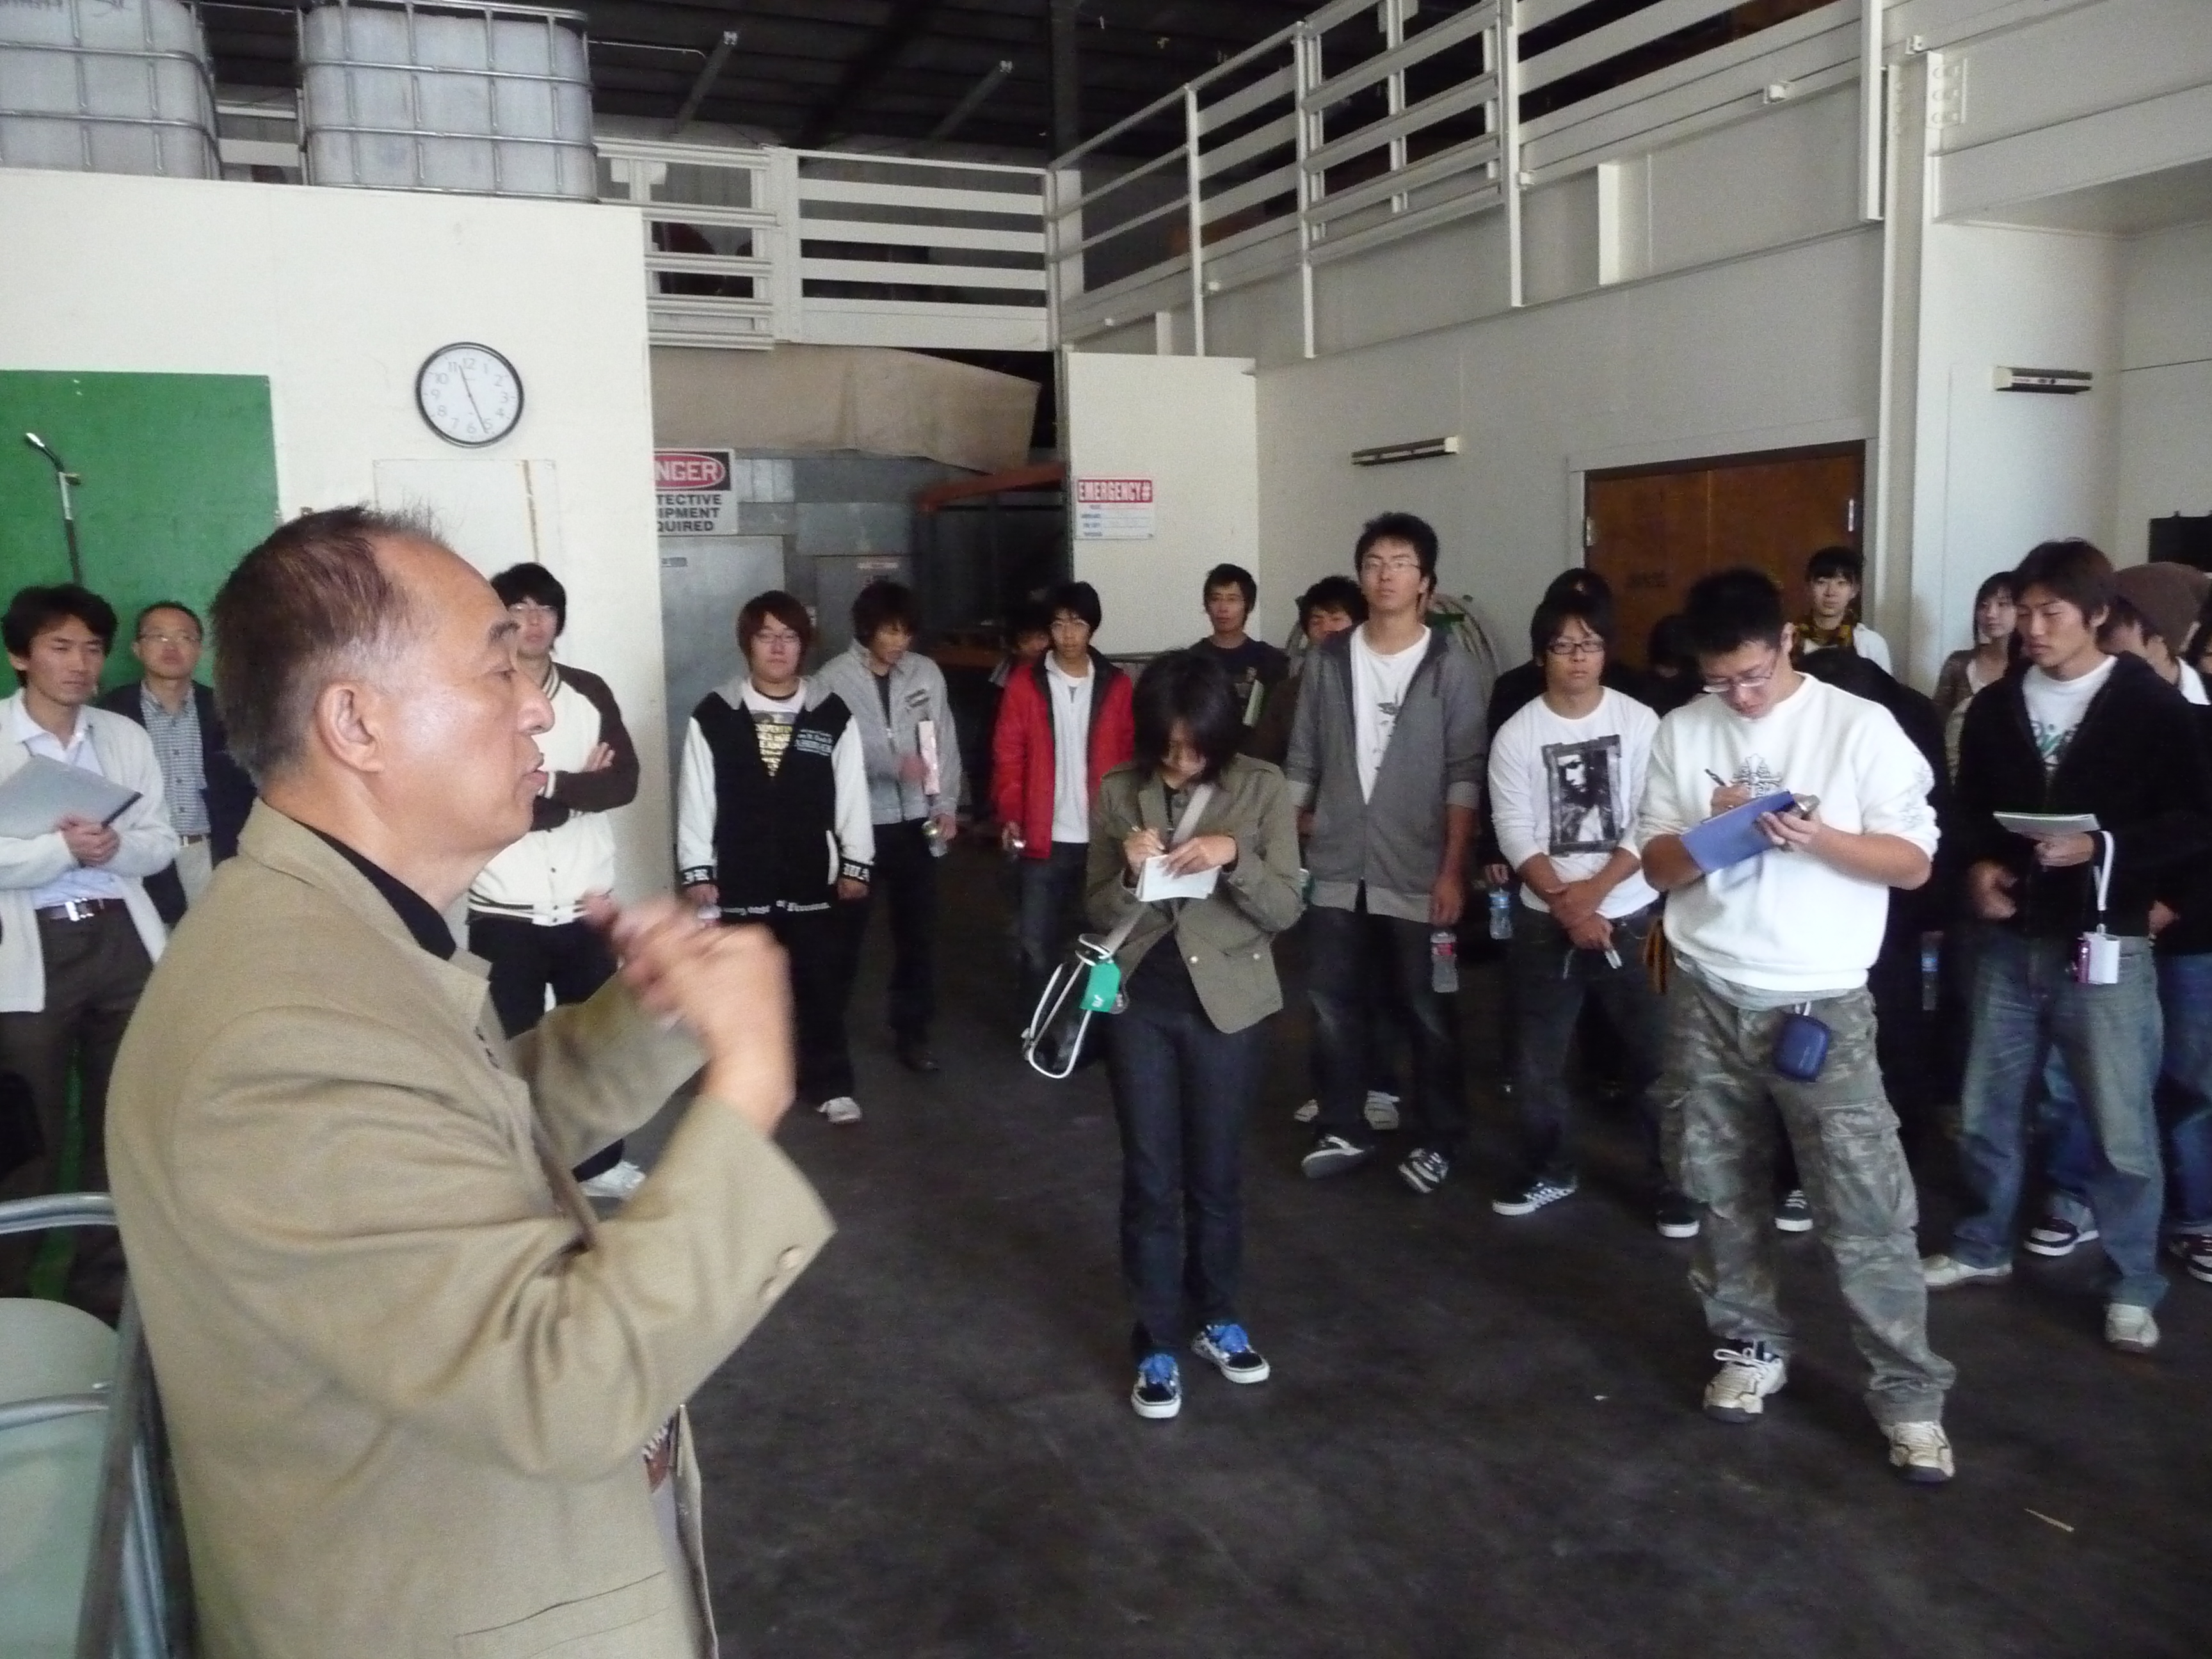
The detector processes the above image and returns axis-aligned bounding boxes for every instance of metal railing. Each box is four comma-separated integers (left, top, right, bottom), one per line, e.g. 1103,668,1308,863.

1047,0,1883,355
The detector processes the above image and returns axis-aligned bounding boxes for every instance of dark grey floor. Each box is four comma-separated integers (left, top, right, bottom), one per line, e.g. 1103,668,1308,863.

640,844,2212,1659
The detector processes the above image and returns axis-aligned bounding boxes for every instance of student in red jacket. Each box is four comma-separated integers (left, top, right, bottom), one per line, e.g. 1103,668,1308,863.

993,581,1135,1011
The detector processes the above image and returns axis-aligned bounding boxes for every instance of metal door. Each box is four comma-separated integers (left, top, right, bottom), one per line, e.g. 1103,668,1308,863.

659,534,784,765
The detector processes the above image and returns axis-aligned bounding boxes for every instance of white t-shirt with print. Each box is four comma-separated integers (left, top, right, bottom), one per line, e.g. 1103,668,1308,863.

1489,688,1659,918
1045,656,1095,844
2021,653,2116,776
1636,673,1938,995
1352,625,1429,801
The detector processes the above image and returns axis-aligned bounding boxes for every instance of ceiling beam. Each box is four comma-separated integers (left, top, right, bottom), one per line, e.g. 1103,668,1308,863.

792,0,947,147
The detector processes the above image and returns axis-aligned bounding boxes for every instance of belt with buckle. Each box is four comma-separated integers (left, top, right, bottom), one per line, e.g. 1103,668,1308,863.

35,898,125,924
177,832,211,846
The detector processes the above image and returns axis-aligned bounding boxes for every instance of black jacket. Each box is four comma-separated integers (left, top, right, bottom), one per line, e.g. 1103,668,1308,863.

2155,669,2212,958
1796,650,1955,930
1953,653,2212,940
95,680,258,926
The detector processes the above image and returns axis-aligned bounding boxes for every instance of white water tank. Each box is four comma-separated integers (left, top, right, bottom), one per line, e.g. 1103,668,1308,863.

300,0,595,199
0,0,218,177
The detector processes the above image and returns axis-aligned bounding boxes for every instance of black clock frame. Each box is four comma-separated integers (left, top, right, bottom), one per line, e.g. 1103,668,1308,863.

415,342,524,448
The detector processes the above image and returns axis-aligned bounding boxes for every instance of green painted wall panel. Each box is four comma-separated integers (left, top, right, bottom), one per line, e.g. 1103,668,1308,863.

0,371,278,688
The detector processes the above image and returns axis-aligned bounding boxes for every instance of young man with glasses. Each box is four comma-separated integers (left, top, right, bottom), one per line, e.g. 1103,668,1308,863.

97,600,255,924
1488,587,1687,1235
1637,568,1956,1483
1287,512,1483,1194
468,565,645,1194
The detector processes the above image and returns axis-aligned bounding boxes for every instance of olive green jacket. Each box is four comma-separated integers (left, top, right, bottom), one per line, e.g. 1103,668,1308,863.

1084,755,1305,1034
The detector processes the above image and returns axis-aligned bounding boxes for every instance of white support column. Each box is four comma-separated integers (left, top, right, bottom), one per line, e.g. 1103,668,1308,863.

1500,2,1524,308
1295,26,1319,360
1859,0,1886,221
1184,84,1207,357
764,146,803,341
1385,0,1409,216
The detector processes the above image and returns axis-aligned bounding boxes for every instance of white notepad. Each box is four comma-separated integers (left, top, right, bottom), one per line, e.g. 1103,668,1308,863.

1994,812,2100,840
1136,856,1219,902
0,756,141,840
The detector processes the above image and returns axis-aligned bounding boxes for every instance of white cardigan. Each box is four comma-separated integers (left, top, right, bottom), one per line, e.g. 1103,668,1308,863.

0,693,176,1012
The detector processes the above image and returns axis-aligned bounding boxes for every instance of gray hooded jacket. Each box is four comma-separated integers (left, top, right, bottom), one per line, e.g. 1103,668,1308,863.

814,641,966,826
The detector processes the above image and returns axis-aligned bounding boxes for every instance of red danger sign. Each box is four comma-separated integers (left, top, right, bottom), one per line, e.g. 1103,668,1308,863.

656,451,730,490
1074,477,1153,505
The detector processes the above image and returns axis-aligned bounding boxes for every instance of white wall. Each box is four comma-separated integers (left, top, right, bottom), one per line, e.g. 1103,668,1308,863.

0,166,672,901
2114,218,2212,562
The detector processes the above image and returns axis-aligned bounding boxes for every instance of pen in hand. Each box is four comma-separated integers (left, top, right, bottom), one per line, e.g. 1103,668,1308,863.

1705,769,1729,790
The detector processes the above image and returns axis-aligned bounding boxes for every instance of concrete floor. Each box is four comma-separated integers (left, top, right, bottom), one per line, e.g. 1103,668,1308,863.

642,844,2212,1659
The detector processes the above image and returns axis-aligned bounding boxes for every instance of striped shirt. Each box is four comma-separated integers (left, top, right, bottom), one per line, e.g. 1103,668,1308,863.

139,684,211,837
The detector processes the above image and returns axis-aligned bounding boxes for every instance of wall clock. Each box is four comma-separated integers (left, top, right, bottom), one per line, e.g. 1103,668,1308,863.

415,342,523,447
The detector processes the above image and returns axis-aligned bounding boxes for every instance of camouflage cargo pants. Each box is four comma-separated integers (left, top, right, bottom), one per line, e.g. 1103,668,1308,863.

1658,972,1955,1425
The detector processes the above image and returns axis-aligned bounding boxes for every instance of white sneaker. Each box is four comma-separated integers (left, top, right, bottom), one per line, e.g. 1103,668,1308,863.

1363,1090,1401,1132
2105,1302,2160,1354
817,1096,863,1125
1703,1342,1787,1423
1293,1098,1319,1123
1884,1420,1955,1484
1921,1253,2012,1290
577,1160,646,1200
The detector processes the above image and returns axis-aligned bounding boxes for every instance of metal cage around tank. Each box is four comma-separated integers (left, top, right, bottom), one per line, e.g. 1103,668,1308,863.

0,0,218,179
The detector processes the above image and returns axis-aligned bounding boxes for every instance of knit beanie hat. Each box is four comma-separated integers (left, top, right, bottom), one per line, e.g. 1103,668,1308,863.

2113,561,2209,655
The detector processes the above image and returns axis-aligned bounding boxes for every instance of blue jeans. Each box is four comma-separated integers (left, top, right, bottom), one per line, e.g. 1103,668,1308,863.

1952,931,2167,1309
2042,952,2212,1237
1307,897,1465,1154
1105,998,1264,1359
1016,841,1091,1011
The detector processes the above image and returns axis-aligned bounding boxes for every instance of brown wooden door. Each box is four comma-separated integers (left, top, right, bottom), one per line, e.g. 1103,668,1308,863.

1586,444,1863,667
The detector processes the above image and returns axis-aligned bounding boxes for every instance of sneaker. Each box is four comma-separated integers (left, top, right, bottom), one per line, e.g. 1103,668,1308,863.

1192,1322,1270,1384
1130,1352,1182,1420
1293,1098,1320,1123
2105,1302,2160,1354
1703,1341,1787,1423
1773,1189,1813,1233
2166,1231,2212,1283
2024,1211,2099,1258
1301,1134,1373,1180
1399,1147,1450,1195
1363,1090,1402,1132
1921,1253,2013,1290
1884,1420,1955,1484
1655,1192,1701,1239
1492,1173,1578,1216
817,1096,863,1125
577,1159,646,1201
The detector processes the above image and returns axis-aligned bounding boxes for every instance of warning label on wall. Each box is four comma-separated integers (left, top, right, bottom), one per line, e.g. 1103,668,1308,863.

655,449,739,535
1073,476,1155,540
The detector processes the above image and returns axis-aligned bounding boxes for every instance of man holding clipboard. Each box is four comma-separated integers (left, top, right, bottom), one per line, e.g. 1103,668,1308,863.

0,583,176,1317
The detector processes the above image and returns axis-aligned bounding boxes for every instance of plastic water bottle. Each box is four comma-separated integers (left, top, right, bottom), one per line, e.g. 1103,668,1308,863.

1430,929,1460,994
1487,886,1513,942
1920,931,1941,1012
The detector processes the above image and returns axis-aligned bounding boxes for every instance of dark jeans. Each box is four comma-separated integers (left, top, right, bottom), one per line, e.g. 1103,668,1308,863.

469,913,624,1178
1308,895,1464,1154
1507,904,1666,1189
769,905,862,1104
857,819,938,1044
1016,842,1090,1013
0,909,152,1313
1952,929,2167,1309
1106,997,1264,1358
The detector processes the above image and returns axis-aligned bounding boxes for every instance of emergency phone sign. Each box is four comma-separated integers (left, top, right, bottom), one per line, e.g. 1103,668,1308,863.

655,449,739,535
1074,476,1155,541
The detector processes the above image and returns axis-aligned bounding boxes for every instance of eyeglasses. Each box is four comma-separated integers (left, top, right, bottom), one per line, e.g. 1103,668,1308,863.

1360,557,1425,578
1546,638,1603,659
137,632,200,647
506,602,559,620
1701,657,1781,696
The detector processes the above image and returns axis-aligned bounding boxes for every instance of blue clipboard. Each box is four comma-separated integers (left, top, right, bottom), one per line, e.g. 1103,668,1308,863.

1681,791,1804,874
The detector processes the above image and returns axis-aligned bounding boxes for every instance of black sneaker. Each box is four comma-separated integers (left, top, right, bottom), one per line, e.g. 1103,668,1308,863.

1773,1189,1813,1233
1192,1322,1270,1384
1130,1352,1182,1420
2024,1210,2099,1258
1301,1134,1374,1180
1399,1147,1451,1194
1656,1192,1701,1239
1493,1173,1577,1216
2166,1231,2212,1283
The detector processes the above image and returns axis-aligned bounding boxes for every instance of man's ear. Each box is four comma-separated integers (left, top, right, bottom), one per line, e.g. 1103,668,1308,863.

309,678,388,776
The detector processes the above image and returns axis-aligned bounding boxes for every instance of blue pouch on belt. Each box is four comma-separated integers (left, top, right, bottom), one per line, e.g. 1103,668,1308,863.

1772,1006,1831,1083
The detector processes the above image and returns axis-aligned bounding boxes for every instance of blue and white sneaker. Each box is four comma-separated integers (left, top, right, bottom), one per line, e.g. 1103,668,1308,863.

1192,1322,1271,1384
1131,1352,1182,1420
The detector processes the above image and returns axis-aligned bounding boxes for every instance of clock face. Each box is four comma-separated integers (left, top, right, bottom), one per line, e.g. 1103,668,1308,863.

416,343,523,447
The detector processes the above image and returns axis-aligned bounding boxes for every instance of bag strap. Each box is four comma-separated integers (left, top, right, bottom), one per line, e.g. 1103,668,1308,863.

2092,830,2115,929
1096,780,1217,956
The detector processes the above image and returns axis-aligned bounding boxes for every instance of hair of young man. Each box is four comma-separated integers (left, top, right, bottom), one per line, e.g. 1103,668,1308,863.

1297,574,1367,632
1005,600,1051,648
1046,579,1103,634
490,562,567,636
1529,588,1615,661
737,589,815,657
1543,565,1616,623
1646,612,1692,673
1681,567,1786,660
851,579,918,644
2010,539,2113,622
1203,563,1257,609
1131,650,1242,784
4,583,119,663
209,506,434,786
1805,545,1864,586
134,600,203,637
2097,595,2147,650
1353,511,1439,582
1972,570,2015,615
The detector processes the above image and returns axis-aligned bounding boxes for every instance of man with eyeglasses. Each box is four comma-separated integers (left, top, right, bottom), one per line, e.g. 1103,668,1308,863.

1487,584,1685,1235
1637,567,1957,1484
469,563,645,1197
97,600,256,922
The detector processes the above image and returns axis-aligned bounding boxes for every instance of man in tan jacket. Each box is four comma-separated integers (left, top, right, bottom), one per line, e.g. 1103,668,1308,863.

108,506,833,1658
